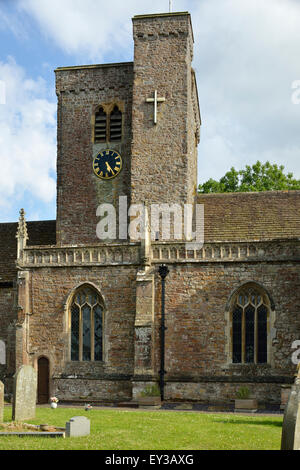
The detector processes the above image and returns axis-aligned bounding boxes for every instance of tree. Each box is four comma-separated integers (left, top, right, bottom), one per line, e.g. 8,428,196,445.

198,161,300,193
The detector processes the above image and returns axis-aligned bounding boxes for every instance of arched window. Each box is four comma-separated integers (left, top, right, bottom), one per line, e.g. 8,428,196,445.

109,105,122,141
94,107,107,143
231,284,270,364
70,285,104,362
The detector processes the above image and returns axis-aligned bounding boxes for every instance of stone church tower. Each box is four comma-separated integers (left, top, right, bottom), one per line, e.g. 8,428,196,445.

55,12,199,246
0,11,299,409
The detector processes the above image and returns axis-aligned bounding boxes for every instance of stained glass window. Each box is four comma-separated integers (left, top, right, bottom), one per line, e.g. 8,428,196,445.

70,286,103,362
232,305,242,363
71,304,80,361
257,304,267,363
94,305,103,362
245,305,255,363
82,304,91,361
231,286,269,364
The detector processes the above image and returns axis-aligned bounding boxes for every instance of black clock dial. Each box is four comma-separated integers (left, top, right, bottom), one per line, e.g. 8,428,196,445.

93,149,122,180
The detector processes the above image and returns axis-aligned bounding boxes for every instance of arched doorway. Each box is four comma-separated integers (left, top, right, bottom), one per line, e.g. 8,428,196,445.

37,357,49,404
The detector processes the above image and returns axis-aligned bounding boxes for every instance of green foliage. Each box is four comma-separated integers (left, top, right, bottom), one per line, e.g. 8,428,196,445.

198,161,300,193
140,384,160,397
236,386,251,399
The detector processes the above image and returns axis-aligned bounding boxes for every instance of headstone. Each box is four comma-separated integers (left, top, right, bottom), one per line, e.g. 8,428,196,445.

280,385,292,410
0,380,4,423
65,416,90,437
12,365,37,421
281,370,300,450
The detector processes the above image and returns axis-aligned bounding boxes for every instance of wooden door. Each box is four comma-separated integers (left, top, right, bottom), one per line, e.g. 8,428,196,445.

37,357,49,404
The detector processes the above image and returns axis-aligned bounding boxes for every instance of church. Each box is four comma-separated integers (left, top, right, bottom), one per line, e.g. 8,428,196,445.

0,11,299,408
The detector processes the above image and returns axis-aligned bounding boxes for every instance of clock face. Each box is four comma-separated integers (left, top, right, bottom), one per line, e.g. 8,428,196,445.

93,149,122,180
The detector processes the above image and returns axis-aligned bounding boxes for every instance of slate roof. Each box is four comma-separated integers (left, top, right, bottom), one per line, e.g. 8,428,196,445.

197,190,300,242
0,220,56,282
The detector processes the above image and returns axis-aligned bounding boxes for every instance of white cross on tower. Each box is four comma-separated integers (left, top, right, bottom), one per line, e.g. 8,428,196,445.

146,90,166,124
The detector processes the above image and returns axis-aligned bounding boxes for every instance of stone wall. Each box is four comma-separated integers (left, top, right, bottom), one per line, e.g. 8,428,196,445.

55,63,134,246
12,236,299,405
150,257,299,404
164,381,283,406
0,220,56,391
55,13,201,248
157,261,300,376
53,377,132,402
0,287,16,384
25,264,137,400
131,13,200,209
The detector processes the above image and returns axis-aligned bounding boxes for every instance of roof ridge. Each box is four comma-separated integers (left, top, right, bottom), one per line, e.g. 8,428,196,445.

197,190,300,197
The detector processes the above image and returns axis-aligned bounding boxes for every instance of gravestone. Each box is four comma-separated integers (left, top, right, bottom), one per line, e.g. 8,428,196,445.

281,369,300,450
280,385,292,410
0,380,4,423
12,365,37,421
65,416,90,437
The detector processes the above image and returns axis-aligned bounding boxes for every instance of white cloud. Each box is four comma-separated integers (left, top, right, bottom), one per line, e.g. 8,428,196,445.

1,0,299,207
17,0,178,62
192,0,300,181
0,5,28,40
16,0,300,183
0,57,56,209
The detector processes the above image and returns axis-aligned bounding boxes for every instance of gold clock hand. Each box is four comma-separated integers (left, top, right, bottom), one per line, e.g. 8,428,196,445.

105,161,113,173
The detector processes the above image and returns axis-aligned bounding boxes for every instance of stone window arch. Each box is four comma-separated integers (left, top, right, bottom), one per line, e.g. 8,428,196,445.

69,285,104,362
228,283,273,364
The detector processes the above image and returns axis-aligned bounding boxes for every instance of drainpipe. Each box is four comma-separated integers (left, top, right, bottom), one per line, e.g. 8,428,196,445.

158,264,169,402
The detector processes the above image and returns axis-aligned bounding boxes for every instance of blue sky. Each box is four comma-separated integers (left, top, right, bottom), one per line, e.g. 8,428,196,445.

0,0,300,222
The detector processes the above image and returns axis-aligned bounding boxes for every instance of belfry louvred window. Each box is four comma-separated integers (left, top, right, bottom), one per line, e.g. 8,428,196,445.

94,105,122,143
109,105,122,141
94,107,107,143
70,285,103,362
231,285,269,364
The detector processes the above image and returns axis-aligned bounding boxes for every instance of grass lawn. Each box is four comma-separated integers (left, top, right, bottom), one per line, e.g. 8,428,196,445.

0,406,283,450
